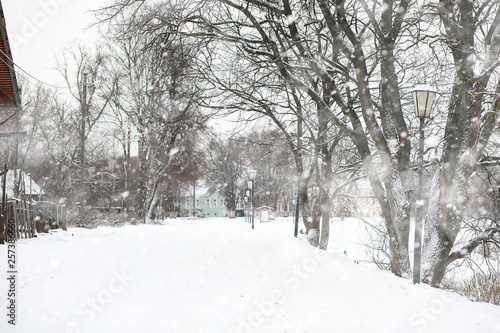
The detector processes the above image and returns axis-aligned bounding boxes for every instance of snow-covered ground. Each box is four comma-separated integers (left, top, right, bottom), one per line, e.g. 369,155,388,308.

1,217,500,333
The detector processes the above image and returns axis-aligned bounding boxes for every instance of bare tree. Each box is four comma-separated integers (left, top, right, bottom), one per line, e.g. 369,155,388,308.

101,9,207,222
421,0,500,286
204,138,246,213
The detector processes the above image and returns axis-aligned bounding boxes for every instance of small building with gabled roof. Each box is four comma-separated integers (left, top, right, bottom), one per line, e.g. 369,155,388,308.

179,181,228,218
0,169,46,201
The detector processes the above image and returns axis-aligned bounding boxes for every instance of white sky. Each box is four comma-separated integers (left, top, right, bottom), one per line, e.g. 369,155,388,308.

2,0,107,89
1,0,237,135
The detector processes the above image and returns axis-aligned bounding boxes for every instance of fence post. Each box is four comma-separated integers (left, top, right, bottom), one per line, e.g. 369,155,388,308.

6,202,17,242
59,205,67,231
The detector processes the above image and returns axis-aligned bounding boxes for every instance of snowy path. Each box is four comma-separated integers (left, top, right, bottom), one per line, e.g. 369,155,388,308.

1,217,500,332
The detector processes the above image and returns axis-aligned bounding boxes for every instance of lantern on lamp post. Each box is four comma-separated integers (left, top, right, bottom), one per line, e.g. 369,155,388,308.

411,84,437,284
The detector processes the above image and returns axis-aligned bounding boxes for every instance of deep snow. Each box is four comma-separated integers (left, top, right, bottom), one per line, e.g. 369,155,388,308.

1,217,500,333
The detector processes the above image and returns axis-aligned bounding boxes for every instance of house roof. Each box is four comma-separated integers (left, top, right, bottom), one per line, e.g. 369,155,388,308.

256,206,274,211
0,170,45,199
180,180,224,198
0,1,21,108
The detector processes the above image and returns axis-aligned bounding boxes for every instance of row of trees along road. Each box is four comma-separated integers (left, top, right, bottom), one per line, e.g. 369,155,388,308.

93,0,500,287
20,12,208,224
204,129,297,214
13,0,500,290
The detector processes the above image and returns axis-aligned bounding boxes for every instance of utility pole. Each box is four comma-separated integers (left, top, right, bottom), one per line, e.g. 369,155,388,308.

126,127,131,215
80,72,87,216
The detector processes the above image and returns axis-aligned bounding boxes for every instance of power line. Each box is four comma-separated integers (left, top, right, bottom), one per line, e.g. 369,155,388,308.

0,48,76,90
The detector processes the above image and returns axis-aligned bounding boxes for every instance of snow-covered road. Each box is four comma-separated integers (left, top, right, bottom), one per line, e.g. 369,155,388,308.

1,217,500,332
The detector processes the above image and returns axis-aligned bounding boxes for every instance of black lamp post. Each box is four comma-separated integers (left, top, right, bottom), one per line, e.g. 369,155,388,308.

248,170,257,229
246,191,251,223
411,84,437,284
247,181,253,227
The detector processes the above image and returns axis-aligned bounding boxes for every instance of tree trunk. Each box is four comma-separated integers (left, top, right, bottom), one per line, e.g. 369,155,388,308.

308,192,321,247
136,131,148,220
146,182,160,224
299,172,312,234
423,2,477,285
319,193,330,250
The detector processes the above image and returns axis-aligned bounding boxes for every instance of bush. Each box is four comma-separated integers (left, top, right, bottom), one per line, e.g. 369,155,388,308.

67,210,136,229
445,272,500,306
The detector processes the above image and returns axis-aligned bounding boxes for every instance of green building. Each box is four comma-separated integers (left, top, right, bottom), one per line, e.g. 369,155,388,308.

180,183,227,218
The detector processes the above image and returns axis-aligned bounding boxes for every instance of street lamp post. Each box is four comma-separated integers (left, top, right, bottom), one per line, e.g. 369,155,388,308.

244,196,248,223
411,84,437,284
246,191,250,223
248,182,253,228
249,169,257,229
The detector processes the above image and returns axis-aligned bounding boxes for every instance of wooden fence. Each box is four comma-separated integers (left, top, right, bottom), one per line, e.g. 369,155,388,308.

32,201,67,232
1,198,34,242
0,168,66,243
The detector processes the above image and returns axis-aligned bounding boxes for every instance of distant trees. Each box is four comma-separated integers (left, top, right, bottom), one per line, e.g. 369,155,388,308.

20,14,207,222
240,130,297,214
204,138,246,212
26,87,77,200
99,9,207,222
56,44,112,210
19,45,111,206
204,130,297,215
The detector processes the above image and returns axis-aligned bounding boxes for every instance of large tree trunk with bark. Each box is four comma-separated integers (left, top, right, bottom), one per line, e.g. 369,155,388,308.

423,0,500,286
319,193,330,250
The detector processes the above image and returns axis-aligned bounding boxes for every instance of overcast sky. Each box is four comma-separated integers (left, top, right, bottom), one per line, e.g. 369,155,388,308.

3,0,107,89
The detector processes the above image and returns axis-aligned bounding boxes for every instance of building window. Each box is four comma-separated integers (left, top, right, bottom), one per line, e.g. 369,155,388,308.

186,199,190,208
213,198,217,207
207,199,210,207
